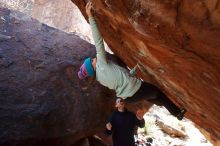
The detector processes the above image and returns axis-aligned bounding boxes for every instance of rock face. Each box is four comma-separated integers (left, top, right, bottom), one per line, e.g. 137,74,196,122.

0,0,34,14
0,0,92,41
156,120,186,138
0,7,115,146
72,0,220,145
32,0,91,40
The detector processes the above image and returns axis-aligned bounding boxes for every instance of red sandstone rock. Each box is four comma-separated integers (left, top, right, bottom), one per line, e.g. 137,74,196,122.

72,0,220,145
156,120,186,138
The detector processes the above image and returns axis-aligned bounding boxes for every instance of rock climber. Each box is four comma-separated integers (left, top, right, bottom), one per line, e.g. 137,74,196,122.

78,2,186,120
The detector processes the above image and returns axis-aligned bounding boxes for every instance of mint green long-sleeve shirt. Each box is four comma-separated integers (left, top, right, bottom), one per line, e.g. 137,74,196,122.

89,17,141,99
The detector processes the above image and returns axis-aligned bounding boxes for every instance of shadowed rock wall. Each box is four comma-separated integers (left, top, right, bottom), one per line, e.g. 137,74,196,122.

72,0,220,145
0,7,114,146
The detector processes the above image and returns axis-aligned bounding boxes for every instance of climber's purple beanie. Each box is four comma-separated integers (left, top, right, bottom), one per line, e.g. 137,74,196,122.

78,57,95,80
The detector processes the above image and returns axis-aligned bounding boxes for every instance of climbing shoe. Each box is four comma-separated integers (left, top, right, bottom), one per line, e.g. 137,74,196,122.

177,108,186,120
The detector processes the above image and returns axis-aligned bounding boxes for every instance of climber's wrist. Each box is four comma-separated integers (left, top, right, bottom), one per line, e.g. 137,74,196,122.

87,13,93,18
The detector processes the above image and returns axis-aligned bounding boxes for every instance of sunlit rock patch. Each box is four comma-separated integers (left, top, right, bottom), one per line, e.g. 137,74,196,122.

136,105,213,146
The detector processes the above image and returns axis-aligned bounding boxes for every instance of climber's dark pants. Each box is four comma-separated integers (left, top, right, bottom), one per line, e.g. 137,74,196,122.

125,82,181,117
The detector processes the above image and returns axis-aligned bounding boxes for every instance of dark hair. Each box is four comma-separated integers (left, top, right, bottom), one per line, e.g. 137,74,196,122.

146,137,153,143
116,97,124,102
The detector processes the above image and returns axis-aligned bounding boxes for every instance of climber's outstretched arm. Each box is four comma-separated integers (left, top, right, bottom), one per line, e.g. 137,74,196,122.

86,2,107,63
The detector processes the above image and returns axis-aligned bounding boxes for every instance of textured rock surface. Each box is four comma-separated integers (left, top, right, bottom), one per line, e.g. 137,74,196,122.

0,0,34,14
137,105,213,146
156,120,186,138
32,0,91,40
0,7,113,146
0,0,92,41
72,0,220,145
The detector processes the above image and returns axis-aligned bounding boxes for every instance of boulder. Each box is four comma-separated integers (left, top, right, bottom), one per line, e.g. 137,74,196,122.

156,120,186,138
0,7,114,145
72,0,220,145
